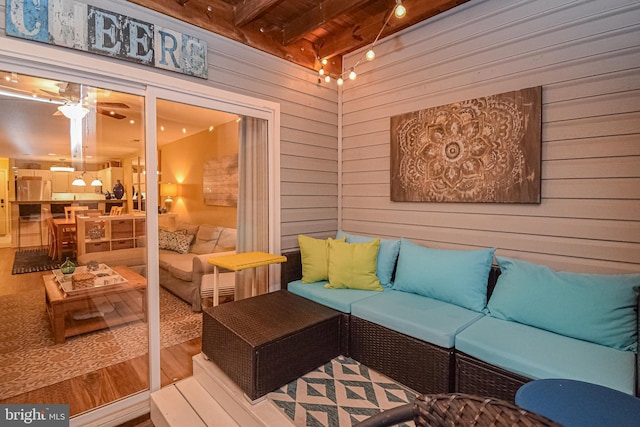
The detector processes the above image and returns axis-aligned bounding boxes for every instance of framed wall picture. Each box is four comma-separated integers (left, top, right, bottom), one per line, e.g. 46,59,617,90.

390,86,542,203
203,154,238,206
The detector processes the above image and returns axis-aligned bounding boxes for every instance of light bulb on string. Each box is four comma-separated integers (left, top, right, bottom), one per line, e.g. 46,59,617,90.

395,0,406,18
318,68,325,76
324,75,331,83
366,49,376,61
349,69,357,80
337,77,344,86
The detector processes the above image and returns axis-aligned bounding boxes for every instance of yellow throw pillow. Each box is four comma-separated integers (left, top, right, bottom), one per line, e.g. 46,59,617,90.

325,238,383,291
298,234,345,283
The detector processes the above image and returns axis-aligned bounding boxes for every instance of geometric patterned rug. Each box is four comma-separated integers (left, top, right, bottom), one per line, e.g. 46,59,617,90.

267,356,417,427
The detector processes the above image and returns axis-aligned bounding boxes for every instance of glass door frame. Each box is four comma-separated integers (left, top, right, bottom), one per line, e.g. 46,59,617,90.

0,36,281,426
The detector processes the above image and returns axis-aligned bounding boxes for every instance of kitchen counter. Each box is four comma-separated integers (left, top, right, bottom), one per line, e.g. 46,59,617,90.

10,199,126,204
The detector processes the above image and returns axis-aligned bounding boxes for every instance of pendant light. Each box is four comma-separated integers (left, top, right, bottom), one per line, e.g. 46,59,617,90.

71,176,86,186
58,102,89,120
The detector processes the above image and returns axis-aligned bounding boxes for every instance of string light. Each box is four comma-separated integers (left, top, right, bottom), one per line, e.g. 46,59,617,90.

317,1,407,87
394,0,406,19
365,49,376,61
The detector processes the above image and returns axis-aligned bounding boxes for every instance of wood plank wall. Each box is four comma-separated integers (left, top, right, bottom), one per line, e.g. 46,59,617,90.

340,0,640,274
0,0,339,255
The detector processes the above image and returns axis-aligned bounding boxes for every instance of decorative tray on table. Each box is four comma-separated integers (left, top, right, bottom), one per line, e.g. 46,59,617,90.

53,264,127,295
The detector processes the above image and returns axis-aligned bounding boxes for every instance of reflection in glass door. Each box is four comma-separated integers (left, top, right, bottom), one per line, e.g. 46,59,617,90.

0,70,148,416
155,98,241,382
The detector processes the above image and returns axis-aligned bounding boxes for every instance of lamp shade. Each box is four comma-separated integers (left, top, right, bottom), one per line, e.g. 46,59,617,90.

71,176,86,186
161,183,178,197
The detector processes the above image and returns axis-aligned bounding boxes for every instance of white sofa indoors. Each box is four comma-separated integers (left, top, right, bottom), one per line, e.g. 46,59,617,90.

78,220,237,311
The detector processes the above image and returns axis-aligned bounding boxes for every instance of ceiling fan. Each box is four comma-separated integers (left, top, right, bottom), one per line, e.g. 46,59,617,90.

41,82,130,120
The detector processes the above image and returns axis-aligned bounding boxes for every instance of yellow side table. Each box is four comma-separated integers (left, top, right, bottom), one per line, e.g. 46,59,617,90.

207,251,287,305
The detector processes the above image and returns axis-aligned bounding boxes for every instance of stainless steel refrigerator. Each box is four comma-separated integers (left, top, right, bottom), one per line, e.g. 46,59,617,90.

16,177,52,201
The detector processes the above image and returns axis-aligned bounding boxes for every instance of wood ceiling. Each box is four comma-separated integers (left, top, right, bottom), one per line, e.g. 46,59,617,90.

128,0,469,76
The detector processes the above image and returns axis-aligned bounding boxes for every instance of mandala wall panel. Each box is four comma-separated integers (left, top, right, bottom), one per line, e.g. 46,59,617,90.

390,86,541,203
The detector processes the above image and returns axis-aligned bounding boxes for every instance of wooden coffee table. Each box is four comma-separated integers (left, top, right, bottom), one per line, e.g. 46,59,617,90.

44,266,147,343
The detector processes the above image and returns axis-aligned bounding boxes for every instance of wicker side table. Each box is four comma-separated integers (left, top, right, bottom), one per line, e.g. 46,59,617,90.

202,290,341,401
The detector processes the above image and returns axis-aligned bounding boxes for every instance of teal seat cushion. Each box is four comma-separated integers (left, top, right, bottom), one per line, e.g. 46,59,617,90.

392,238,495,313
336,231,400,288
489,256,640,351
351,290,484,348
287,279,380,313
455,316,636,395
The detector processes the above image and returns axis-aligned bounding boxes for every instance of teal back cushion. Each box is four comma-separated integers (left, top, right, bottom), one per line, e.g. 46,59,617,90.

488,256,640,351
336,231,400,287
392,238,495,312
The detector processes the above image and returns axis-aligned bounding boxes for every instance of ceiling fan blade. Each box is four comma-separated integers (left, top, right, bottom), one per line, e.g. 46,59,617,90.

40,88,62,98
96,101,130,109
98,108,126,120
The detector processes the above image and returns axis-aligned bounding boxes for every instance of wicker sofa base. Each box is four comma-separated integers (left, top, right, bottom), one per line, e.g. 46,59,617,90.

455,352,531,402
350,316,454,394
202,290,341,401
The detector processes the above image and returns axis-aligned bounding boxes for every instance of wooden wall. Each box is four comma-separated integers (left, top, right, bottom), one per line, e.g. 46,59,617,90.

340,0,640,274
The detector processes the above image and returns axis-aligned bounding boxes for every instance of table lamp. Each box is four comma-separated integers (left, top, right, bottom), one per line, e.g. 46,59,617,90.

161,183,178,212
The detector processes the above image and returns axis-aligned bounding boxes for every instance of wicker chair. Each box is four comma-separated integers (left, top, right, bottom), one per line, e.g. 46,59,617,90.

354,393,562,427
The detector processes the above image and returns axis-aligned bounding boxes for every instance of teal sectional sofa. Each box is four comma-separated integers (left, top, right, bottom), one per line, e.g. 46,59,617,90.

281,232,639,401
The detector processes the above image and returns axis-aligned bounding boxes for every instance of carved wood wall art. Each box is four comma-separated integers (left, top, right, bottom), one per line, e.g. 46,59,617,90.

390,86,542,203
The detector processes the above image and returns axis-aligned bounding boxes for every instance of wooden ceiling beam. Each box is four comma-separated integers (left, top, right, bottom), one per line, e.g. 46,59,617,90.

282,0,371,46
233,0,282,27
127,0,342,74
127,0,467,76
128,0,240,39
317,0,467,60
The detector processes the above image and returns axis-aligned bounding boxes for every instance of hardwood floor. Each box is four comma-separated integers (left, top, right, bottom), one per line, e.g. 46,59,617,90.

0,246,201,418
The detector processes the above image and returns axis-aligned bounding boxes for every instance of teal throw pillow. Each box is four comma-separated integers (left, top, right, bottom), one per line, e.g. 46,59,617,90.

336,230,400,287
488,256,640,351
392,238,495,312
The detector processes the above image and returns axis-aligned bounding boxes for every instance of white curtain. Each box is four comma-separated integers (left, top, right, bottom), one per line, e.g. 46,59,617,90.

235,116,269,300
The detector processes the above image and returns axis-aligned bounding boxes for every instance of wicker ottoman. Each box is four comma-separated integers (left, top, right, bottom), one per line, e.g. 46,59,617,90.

202,290,341,401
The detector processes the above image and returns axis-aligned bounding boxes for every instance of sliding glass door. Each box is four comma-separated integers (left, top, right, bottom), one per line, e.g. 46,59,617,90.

0,38,280,423
0,70,149,416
